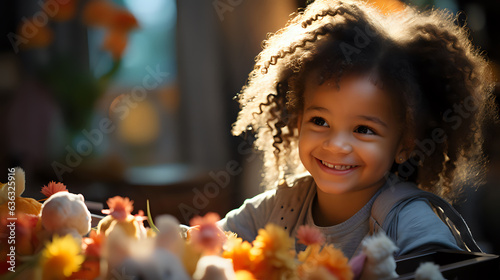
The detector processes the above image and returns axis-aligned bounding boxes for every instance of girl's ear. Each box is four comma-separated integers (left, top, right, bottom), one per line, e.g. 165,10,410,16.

395,134,415,164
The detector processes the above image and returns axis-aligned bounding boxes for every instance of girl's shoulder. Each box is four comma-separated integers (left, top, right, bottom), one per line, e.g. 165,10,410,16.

372,177,480,254
277,174,315,191
274,175,317,204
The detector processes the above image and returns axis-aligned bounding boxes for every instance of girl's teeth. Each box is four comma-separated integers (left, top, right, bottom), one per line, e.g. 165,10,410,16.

321,160,354,170
334,165,352,170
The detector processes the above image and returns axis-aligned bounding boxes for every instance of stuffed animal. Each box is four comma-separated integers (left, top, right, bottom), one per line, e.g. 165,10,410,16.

40,192,91,242
415,262,445,280
97,196,147,239
0,167,42,217
103,215,191,280
0,167,42,258
114,247,191,280
192,255,236,280
155,214,185,256
350,232,399,280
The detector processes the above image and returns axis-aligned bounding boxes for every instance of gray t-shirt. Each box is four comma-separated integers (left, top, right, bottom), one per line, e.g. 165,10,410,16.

218,176,461,259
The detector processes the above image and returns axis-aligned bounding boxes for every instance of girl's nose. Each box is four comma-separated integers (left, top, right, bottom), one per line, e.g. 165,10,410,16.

323,132,353,154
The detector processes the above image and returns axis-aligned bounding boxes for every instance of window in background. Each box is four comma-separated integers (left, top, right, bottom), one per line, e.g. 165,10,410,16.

87,0,191,185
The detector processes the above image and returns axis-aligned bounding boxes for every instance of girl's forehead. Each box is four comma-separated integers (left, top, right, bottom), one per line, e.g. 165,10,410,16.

304,71,384,100
303,72,404,122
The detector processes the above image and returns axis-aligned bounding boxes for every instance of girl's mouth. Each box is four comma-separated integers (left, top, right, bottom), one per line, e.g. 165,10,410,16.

320,160,357,171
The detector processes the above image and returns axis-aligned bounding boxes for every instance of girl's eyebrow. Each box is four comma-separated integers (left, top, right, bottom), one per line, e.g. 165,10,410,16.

305,106,389,128
305,105,328,112
359,115,388,128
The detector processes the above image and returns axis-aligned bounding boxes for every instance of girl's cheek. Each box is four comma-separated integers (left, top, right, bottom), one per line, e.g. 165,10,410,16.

301,130,322,143
363,144,394,166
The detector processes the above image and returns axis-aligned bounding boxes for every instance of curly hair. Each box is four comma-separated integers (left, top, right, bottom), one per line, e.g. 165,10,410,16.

232,0,497,202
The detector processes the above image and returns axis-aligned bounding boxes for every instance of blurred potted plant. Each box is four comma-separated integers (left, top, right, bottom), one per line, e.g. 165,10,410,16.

16,0,139,140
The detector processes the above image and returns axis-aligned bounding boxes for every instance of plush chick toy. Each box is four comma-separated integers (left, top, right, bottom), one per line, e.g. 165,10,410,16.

97,196,147,239
0,167,42,217
0,168,42,257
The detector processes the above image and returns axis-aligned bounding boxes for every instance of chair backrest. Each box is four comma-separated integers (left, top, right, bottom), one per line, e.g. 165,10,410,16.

369,180,482,253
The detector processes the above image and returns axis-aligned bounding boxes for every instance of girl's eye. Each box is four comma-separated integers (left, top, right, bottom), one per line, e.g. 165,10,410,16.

354,125,376,135
310,117,328,127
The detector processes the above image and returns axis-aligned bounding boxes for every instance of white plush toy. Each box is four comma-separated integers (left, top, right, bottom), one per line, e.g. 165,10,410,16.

40,192,91,242
150,214,190,280
358,232,399,280
113,247,190,280
106,214,191,280
192,255,236,280
155,214,185,256
415,262,446,280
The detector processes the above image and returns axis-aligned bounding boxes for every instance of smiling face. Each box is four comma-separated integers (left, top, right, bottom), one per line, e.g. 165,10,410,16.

298,72,406,197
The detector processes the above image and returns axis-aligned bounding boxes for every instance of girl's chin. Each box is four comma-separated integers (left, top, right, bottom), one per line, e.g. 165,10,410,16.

314,180,354,195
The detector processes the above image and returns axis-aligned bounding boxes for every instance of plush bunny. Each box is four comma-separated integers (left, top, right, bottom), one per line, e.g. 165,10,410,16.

40,192,91,242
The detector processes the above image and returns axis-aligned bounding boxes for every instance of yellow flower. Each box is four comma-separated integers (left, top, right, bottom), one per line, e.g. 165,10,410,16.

39,235,85,280
251,224,297,279
299,244,353,280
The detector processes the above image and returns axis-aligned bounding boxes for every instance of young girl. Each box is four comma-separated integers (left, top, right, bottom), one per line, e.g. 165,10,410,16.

217,0,497,259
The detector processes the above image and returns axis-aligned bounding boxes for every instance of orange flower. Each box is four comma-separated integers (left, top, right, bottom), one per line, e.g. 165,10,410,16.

102,29,128,60
41,181,68,198
82,230,104,258
67,259,100,280
82,0,116,26
71,230,102,279
297,225,325,246
83,0,138,60
222,237,254,272
109,8,139,32
46,0,79,21
235,270,257,280
102,196,133,220
83,0,138,32
17,19,53,49
0,213,39,256
189,212,226,255
299,244,353,280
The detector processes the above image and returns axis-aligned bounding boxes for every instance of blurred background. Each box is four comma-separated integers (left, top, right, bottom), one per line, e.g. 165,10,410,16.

0,0,499,254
